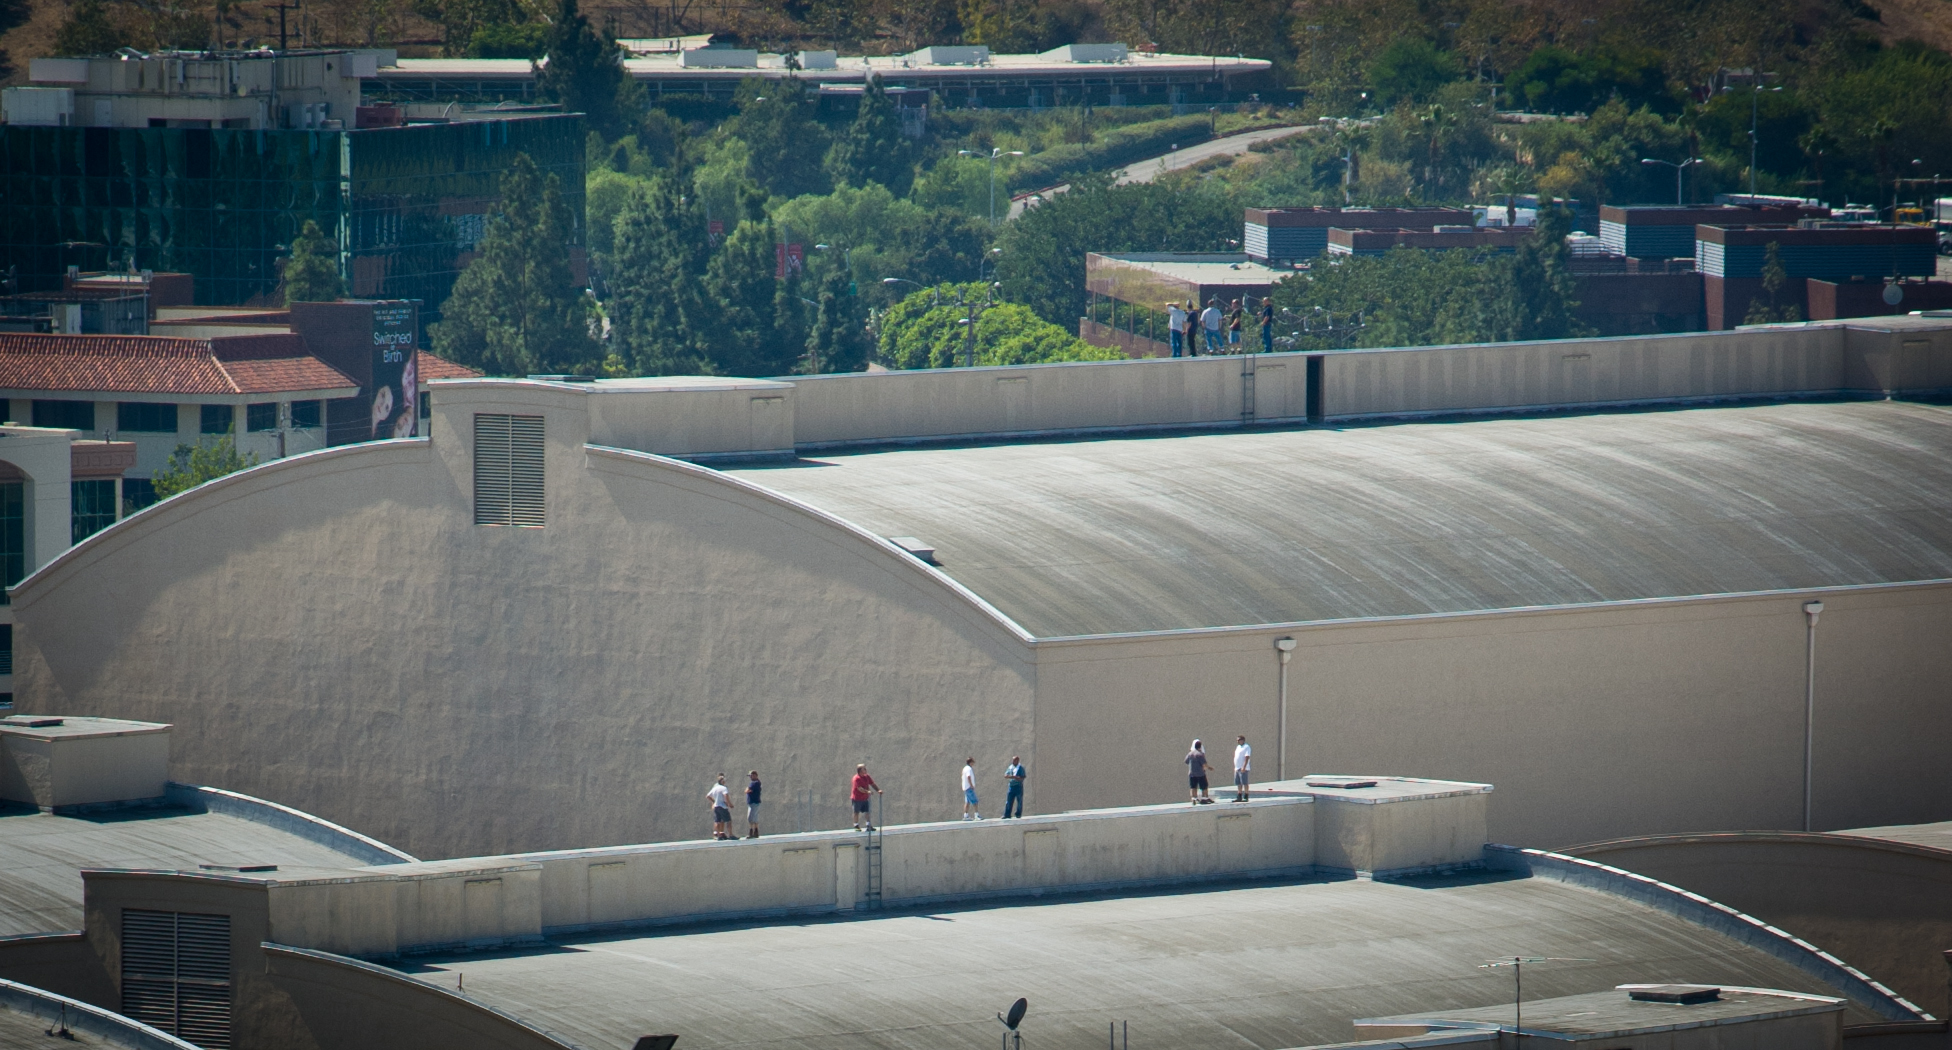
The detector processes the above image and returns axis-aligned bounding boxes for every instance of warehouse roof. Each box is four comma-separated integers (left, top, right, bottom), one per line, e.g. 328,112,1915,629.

729,400,1952,636
404,873,1885,1050
0,803,390,936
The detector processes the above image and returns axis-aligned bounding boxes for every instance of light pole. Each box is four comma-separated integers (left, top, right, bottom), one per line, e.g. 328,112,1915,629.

1802,599,1823,832
1641,157,1705,205
1274,637,1296,779
958,147,1024,225
881,276,937,305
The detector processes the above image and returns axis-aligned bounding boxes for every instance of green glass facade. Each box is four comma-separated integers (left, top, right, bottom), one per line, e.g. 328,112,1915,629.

1,114,584,320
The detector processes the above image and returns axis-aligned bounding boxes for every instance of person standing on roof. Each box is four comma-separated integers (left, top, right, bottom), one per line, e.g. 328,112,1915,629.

1228,299,1244,348
1167,301,1187,358
1260,298,1275,353
707,774,732,840
851,763,881,831
1186,740,1214,804
1002,755,1026,819
961,757,981,820
1200,298,1224,356
746,770,762,838
1233,735,1252,802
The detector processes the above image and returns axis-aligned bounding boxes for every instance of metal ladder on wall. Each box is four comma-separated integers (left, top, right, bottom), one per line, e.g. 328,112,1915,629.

1240,351,1258,423
862,794,884,909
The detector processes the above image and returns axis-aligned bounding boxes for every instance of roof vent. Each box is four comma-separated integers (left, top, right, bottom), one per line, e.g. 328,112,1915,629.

889,536,939,565
0,716,63,727
198,863,279,872
1628,985,1721,1005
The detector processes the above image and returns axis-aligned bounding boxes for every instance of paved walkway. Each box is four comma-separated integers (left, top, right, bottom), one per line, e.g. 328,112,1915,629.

1008,123,1317,218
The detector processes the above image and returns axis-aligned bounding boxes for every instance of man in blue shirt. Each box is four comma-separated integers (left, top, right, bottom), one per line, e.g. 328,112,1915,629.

1003,756,1026,819
746,770,762,838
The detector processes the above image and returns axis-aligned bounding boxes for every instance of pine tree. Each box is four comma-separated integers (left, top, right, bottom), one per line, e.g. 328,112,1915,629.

608,176,712,375
281,220,346,305
1480,204,1585,342
432,153,599,376
534,0,641,141
825,75,913,196
803,263,868,374
728,78,831,199
700,219,808,377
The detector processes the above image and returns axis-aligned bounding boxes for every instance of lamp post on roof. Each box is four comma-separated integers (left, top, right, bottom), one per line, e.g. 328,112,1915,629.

1640,157,1705,206
958,147,1025,226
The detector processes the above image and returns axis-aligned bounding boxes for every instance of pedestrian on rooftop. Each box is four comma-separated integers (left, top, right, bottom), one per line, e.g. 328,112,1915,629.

1189,299,1207,355
707,774,732,839
1233,735,1252,802
962,757,981,820
1201,298,1224,356
1167,301,1187,357
1186,739,1214,804
1003,755,1026,819
851,763,882,831
746,770,762,838
1259,297,1275,353
1228,299,1244,347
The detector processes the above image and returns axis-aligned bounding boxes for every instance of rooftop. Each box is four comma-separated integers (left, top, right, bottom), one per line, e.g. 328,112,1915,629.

0,333,358,398
729,399,1952,636
1088,254,1290,287
0,802,393,936
1358,985,1845,1040
377,47,1270,82
399,872,1885,1050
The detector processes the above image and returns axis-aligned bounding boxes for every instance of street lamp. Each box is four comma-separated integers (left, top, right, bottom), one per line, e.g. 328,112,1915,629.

1641,157,1705,205
978,247,1002,282
882,276,939,307
958,147,1025,225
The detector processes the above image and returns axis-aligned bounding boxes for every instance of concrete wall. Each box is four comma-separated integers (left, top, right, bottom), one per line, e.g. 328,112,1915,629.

1030,583,1952,849
1565,833,1952,1018
17,383,1037,859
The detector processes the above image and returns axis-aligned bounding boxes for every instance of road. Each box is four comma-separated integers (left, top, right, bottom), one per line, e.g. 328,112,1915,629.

1007,123,1318,218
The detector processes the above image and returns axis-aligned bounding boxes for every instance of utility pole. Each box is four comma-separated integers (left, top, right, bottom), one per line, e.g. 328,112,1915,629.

268,0,299,49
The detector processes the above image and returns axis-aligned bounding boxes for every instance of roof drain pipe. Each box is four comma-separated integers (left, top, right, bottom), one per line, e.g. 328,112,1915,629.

1275,636,1297,781
1802,599,1823,832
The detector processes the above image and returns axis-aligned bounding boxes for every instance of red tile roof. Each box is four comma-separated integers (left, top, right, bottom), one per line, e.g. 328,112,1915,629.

417,350,482,381
0,333,358,396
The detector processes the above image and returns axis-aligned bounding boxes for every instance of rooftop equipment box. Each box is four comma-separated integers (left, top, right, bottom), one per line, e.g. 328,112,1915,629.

0,716,170,811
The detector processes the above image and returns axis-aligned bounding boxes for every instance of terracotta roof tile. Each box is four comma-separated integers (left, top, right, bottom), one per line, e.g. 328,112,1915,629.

417,350,482,380
0,333,357,396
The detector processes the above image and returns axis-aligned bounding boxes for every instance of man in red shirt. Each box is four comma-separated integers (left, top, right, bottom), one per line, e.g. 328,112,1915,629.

851,763,882,831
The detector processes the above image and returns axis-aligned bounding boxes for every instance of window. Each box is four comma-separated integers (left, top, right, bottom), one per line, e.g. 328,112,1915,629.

419,391,431,419
117,402,178,432
121,909,232,1049
245,403,277,432
200,404,234,435
289,401,321,429
0,624,11,676
123,478,159,513
0,482,21,603
72,479,117,543
32,400,94,431
473,414,545,527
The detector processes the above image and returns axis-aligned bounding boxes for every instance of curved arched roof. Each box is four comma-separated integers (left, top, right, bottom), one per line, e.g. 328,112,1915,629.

730,400,1952,637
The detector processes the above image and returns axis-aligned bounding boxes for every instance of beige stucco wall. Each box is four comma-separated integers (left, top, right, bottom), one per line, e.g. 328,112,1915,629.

15,383,1037,859
1031,584,1952,848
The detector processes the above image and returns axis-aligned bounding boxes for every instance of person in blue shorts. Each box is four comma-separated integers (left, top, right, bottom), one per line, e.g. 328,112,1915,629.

961,757,981,820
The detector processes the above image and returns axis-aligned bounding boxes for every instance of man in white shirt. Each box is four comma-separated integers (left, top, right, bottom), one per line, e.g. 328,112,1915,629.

1233,736,1252,802
1166,302,1187,357
962,757,980,820
707,774,732,839
1200,300,1224,357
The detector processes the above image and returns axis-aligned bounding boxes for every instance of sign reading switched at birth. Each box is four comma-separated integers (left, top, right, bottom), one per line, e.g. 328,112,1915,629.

776,243,803,280
370,300,419,439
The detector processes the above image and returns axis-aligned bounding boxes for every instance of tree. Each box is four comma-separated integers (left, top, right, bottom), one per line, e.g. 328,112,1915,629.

803,263,870,373
1479,205,1586,342
432,153,599,376
1267,248,1492,351
281,220,345,305
877,284,1121,369
702,218,805,377
413,0,523,56
604,175,716,375
825,76,914,196
724,78,832,199
53,0,127,55
1369,38,1461,106
534,0,641,141
1744,241,1801,324
152,430,259,500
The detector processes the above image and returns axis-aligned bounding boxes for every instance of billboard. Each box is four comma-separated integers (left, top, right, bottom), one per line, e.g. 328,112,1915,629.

370,300,419,439
775,243,804,280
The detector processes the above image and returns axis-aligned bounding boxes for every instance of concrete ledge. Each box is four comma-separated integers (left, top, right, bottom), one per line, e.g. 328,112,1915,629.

166,783,418,865
0,977,200,1050
1485,844,1928,1022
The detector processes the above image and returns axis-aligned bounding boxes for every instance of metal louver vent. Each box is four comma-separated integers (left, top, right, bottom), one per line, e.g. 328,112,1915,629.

474,413,546,527
121,909,232,1049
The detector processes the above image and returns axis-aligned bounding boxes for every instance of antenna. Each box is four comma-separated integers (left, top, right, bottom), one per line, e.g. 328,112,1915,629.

1478,957,1593,1044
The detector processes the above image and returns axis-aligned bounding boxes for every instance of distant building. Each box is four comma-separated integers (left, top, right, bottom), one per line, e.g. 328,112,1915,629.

1696,223,1940,329
1245,207,1476,263
365,42,1271,110
1598,204,1829,260
1,51,584,314
1326,224,1532,257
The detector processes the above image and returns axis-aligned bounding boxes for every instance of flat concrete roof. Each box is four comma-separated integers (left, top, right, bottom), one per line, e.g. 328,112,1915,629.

1360,986,1844,1038
403,873,1884,1050
0,805,393,936
728,400,1952,636
1092,253,1289,286
0,715,166,741
1836,820,1952,853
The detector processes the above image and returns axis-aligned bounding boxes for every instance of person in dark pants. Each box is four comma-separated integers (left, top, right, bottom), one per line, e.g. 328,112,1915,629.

746,770,763,838
1260,299,1275,353
1185,740,1214,804
1003,756,1026,818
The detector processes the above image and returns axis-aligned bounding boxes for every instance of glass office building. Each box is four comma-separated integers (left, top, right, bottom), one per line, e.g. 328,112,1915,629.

0,113,584,320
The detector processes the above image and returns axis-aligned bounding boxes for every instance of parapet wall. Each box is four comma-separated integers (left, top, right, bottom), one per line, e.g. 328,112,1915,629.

469,318,1952,463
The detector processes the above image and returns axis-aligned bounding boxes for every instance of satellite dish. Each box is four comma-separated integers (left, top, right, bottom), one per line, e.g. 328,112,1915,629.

1000,998,1028,1030
1883,282,1905,306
